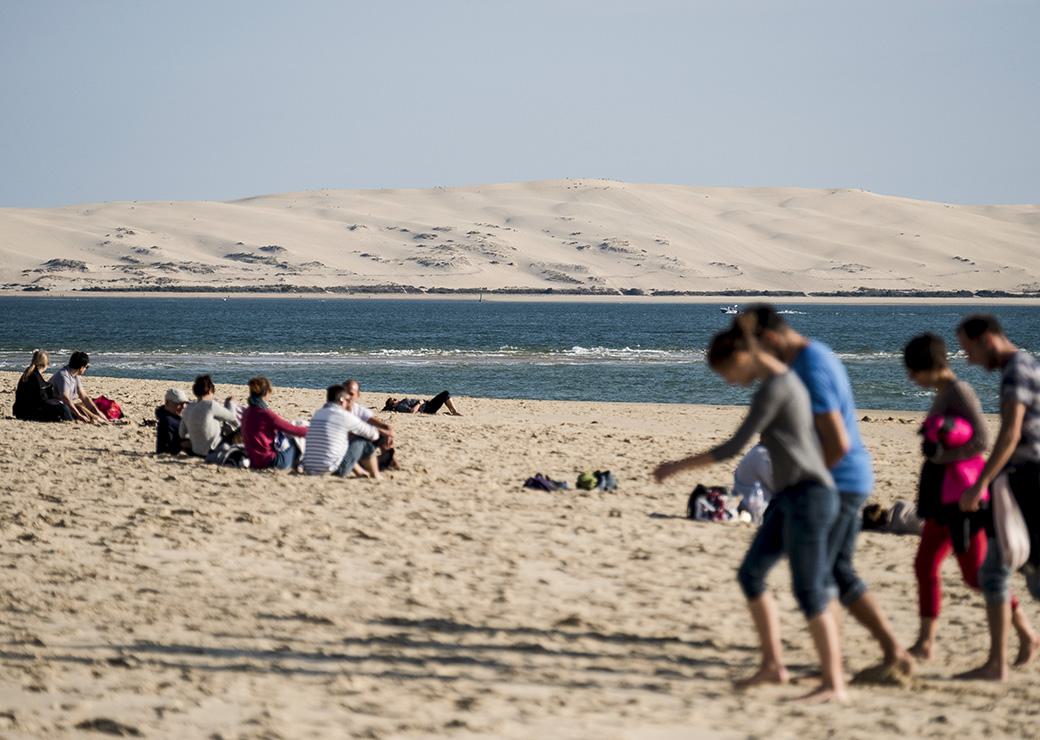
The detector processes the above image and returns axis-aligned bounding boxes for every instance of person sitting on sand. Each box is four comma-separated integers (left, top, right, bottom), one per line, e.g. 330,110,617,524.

13,350,73,422
180,374,240,460
954,314,1040,680
382,390,461,416
302,384,382,479
49,351,109,423
241,376,307,471
653,313,846,703
344,379,394,446
155,388,190,455
903,332,1038,664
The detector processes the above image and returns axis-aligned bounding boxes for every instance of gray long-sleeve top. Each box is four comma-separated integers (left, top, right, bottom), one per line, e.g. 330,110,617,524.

710,371,835,493
926,379,990,464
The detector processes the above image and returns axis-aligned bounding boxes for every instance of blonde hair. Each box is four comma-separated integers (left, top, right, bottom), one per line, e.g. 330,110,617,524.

21,349,49,382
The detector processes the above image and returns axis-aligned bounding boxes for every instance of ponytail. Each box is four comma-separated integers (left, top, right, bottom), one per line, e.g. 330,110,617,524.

21,349,48,382
707,313,759,369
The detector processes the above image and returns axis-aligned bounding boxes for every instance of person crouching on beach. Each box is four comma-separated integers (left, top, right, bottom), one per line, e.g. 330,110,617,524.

241,376,307,471
903,332,1038,664
302,384,381,479
955,314,1040,680
653,313,845,703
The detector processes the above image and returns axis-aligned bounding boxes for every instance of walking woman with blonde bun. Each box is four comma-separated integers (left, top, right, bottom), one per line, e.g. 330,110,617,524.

653,314,845,703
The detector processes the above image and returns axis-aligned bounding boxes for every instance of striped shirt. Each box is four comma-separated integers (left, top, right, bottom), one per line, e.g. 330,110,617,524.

303,403,380,475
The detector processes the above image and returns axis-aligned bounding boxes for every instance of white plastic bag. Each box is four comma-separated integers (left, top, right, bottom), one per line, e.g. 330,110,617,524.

992,472,1031,571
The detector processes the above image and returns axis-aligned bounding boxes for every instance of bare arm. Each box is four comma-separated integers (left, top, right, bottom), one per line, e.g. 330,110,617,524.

814,410,850,470
654,378,780,483
78,386,108,422
960,399,1024,511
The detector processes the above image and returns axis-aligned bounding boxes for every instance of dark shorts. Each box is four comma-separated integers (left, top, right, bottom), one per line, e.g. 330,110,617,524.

828,491,869,606
737,480,839,618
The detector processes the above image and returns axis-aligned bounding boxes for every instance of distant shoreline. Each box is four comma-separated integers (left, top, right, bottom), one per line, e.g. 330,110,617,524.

2,287,1039,305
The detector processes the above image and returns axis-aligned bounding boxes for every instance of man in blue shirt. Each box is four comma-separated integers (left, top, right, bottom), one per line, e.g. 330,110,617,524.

743,304,913,677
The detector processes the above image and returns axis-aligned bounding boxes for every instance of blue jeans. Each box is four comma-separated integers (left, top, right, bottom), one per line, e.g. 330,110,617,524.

980,464,1040,604
273,442,301,470
737,480,839,618
979,535,1040,605
335,437,376,477
828,492,869,606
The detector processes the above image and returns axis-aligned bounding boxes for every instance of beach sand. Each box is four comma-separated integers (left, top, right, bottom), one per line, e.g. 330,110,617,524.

1,371,1037,738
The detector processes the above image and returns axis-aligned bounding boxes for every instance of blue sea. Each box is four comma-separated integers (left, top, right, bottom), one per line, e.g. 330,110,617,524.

0,297,1036,412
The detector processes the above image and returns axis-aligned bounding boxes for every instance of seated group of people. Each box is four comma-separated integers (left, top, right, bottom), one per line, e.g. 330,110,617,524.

14,350,111,424
155,374,460,479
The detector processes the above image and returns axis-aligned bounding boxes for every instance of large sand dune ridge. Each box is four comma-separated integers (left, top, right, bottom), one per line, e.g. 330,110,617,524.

1,179,1038,294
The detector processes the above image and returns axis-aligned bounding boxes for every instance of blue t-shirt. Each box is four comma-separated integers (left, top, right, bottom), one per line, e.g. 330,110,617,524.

791,341,874,495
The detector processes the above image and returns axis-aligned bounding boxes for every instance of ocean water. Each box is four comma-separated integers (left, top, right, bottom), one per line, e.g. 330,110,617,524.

0,297,1036,412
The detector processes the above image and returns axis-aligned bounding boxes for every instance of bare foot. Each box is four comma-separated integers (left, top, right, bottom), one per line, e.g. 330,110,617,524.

734,664,789,690
955,662,1007,682
1014,634,1040,667
888,650,916,677
789,685,848,704
909,640,933,662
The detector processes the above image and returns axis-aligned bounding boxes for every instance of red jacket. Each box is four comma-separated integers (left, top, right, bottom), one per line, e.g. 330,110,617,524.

242,406,307,469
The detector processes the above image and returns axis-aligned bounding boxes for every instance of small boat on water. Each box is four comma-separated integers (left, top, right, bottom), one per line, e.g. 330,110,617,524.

720,304,739,315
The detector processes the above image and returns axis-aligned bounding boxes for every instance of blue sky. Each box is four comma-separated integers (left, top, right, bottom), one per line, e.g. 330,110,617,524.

1,0,1037,207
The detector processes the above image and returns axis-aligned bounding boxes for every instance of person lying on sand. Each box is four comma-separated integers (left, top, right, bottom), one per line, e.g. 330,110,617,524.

302,384,381,479
653,313,846,704
50,351,110,424
383,390,461,416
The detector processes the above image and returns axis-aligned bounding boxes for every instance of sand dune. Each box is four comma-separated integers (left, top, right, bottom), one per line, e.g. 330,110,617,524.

2,371,1039,738
1,180,1038,295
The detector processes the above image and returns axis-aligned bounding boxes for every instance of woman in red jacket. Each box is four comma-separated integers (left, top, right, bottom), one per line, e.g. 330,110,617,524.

241,376,307,470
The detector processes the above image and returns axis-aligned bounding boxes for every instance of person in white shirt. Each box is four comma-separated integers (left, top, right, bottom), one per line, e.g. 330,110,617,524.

303,384,382,478
343,378,393,447
179,374,240,460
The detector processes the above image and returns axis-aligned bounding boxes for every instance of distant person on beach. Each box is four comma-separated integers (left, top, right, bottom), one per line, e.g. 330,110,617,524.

49,351,109,423
180,374,240,460
241,376,307,470
903,332,1038,663
383,390,461,416
653,313,846,703
302,384,382,478
13,350,73,422
742,304,912,678
954,314,1040,680
155,388,190,455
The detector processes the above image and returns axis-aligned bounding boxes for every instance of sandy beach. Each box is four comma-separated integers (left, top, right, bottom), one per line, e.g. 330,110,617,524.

1,370,1037,738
